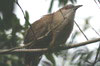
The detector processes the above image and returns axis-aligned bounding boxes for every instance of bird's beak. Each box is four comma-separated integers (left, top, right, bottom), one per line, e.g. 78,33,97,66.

74,5,83,10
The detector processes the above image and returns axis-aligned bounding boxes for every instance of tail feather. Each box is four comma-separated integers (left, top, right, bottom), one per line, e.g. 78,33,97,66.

25,53,42,66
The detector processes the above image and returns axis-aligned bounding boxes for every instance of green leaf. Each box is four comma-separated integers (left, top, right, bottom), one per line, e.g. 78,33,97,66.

45,53,56,66
58,0,68,6
25,11,29,21
70,0,77,3
48,0,54,13
85,51,93,61
24,11,30,29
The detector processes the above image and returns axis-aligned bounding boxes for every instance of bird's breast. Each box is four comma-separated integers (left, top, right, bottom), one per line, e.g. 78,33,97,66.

53,17,74,46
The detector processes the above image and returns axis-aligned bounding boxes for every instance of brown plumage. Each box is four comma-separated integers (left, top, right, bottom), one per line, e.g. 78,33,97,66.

24,5,82,66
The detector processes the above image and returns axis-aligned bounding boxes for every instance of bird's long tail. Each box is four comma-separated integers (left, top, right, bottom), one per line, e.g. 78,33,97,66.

25,53,42,66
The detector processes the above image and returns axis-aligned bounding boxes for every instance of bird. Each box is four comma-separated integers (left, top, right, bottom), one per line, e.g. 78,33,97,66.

24,4,82,66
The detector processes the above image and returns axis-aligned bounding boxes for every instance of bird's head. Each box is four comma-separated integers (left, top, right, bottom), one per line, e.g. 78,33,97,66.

59,4,82,18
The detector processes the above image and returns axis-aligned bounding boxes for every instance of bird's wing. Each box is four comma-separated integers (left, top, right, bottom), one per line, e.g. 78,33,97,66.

24,14,53,45
24,14,54,66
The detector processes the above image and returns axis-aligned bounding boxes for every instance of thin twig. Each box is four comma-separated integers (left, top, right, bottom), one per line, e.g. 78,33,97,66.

74,21,88,40
90,0,100,37
89,24,100,37
15,0,37,41
94,0,100,9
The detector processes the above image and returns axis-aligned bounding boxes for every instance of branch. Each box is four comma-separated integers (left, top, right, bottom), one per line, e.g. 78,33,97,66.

0,38,100,54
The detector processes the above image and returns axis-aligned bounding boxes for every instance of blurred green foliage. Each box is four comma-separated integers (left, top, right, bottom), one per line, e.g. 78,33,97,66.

0,0,29,65
48,0,77,12
0,0,100,66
